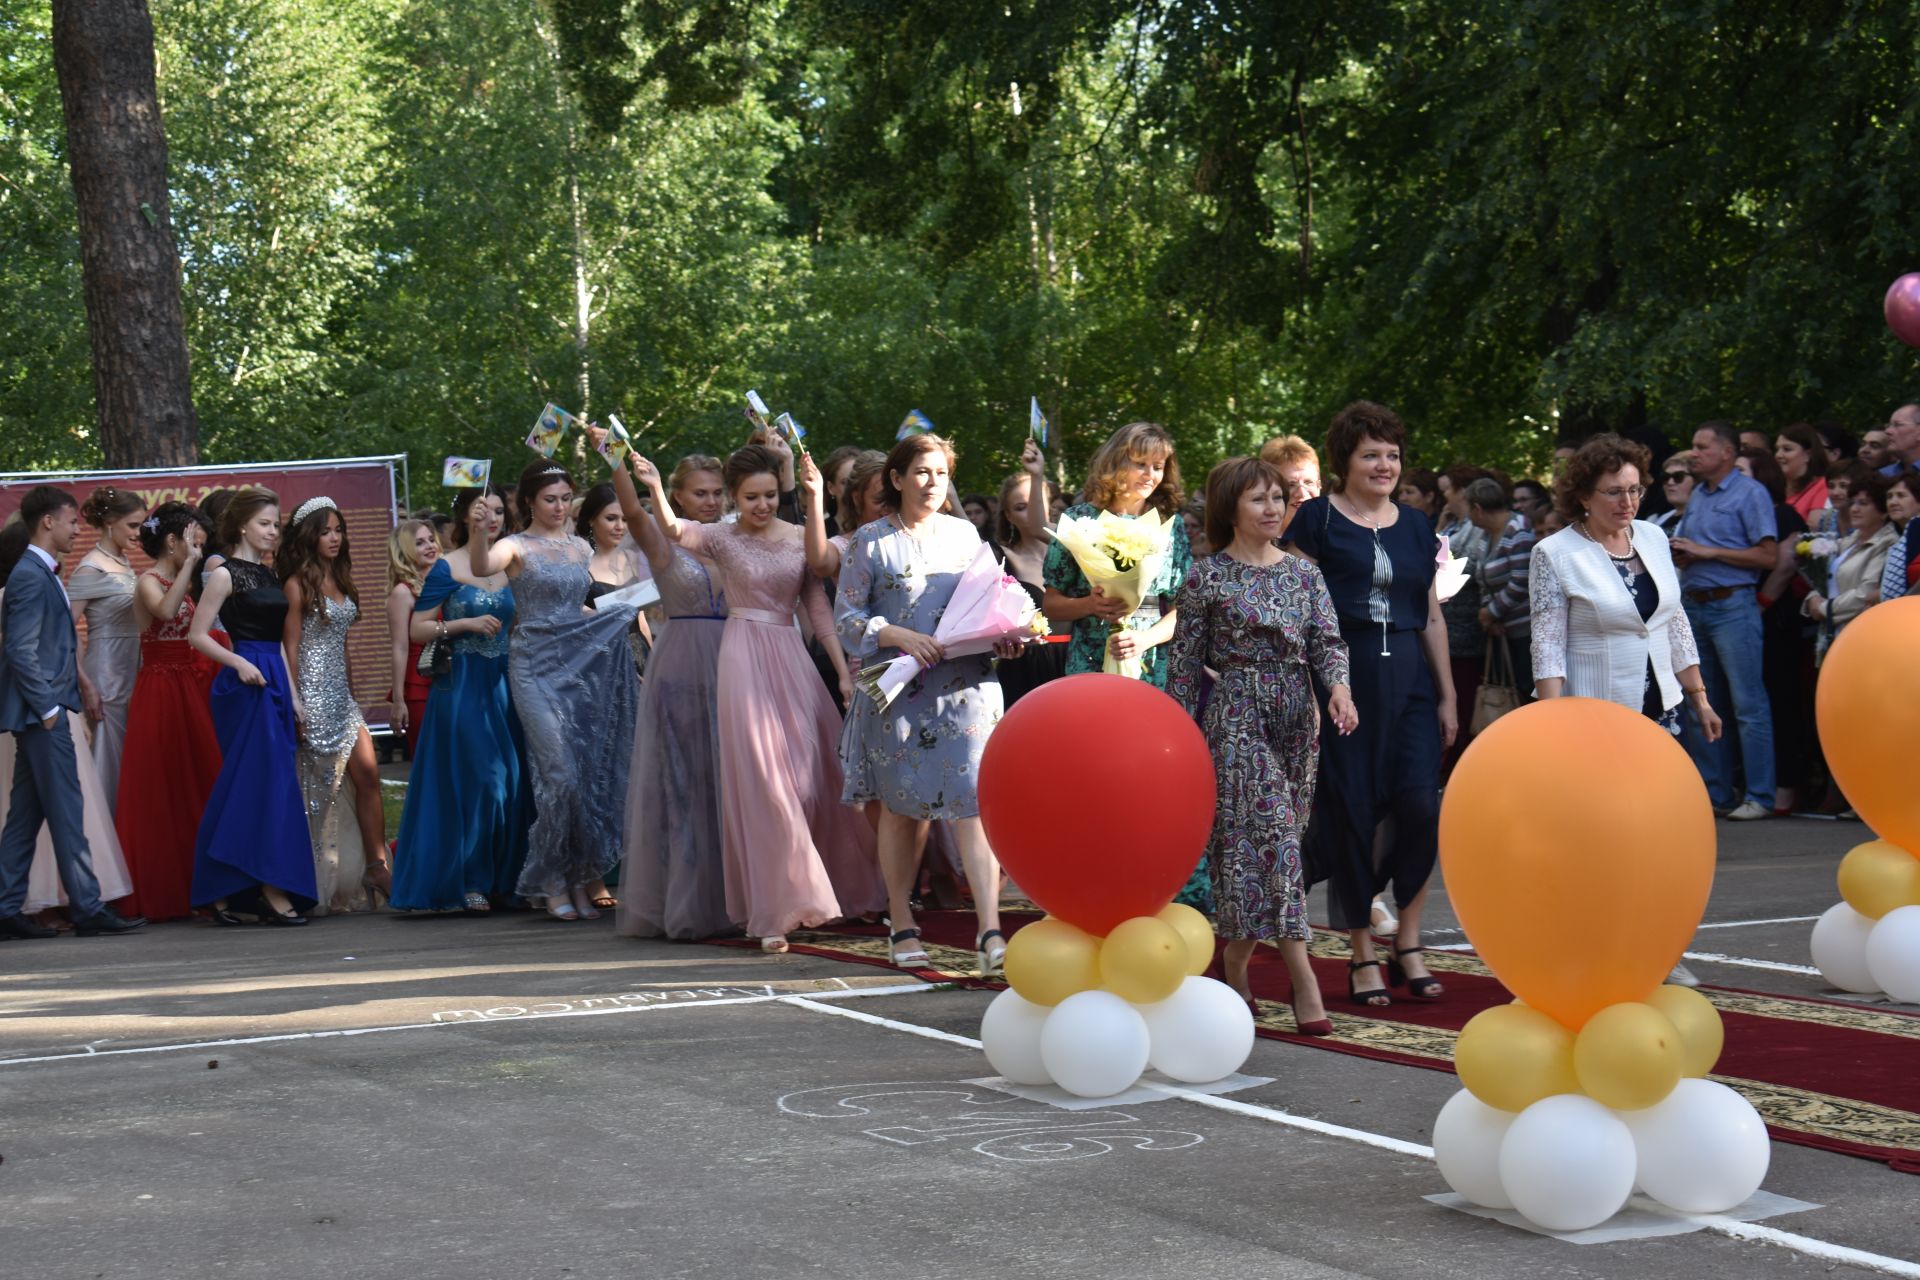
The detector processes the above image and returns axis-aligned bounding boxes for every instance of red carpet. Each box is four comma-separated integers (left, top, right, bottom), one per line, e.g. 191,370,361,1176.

716,910,1920,1174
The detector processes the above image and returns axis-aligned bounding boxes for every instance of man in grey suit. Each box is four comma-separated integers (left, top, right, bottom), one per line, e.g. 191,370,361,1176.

0,486,144,940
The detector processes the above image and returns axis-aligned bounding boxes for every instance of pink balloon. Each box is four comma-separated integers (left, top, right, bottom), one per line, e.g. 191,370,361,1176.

1886,273,1920,348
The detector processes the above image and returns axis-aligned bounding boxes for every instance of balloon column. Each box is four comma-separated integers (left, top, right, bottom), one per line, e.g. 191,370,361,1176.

974,675,1254,1097
1806,599,1920,1001
1434,699,1770,1232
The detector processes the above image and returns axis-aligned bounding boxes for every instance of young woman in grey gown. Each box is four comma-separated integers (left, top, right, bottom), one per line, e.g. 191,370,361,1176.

467,459,640,921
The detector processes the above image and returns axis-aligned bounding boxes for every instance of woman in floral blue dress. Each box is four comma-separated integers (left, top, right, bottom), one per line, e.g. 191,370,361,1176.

835,433,1019,976
1168,457,1356,1036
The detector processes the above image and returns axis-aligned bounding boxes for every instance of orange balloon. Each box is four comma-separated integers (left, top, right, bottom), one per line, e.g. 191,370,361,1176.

1819,599,1920,852
1439,698,1715,1030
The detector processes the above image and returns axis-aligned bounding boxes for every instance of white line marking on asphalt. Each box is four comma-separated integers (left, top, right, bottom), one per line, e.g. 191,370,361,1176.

1680,951,1824,976
1694,915,1822,930
781,991,1920,1275
0,981,941,1067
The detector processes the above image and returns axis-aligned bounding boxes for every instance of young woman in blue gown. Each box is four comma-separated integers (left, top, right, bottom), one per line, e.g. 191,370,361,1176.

390,489,527,912
187,487,315,924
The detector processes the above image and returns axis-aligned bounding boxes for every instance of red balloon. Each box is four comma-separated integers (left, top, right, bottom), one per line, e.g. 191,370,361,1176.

1886,273,1920,348
977,673,1216,936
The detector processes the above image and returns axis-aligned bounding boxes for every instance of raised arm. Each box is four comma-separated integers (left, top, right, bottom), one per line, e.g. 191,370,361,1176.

1011,440,1057,545
466,503,522,579
798,454,841,580
133,556,197,634
609,454,675,573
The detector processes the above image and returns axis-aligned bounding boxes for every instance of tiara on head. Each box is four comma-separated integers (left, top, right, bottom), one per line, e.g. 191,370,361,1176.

538,464,567,478
292,496,339,524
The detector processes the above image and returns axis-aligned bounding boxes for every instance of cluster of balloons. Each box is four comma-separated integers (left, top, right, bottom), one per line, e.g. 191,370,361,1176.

980,905,1255,1096
1806,600,1920,1001
1435,697,1768,1232
1438,987,1767,1230
976,675,1248,1099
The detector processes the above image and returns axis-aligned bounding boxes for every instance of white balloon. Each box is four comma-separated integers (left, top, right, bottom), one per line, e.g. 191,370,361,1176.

980,988,1054,1085
1137,976,1256,1084
1866,905,1920,1004
1039,990,1151,1098
1497,1095,1636,1232
1622,1078,1771,1214
1810,901,1881,993
1433,1089,1517,1209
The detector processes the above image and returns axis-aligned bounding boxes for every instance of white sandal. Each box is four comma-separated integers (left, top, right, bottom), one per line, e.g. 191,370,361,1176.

976,929,1007,977
888,926,929,968
1370,898,1399,938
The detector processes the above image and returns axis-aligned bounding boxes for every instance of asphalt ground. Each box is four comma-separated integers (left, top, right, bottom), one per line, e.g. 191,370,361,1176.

2,813,1917,1280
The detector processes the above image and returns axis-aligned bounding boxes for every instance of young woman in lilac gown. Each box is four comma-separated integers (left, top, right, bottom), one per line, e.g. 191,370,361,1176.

604,451,732,940
628,444,883,951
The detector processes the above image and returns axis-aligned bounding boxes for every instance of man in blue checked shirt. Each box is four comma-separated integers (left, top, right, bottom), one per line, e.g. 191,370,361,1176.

1877,402,1920,478
1670,421,1778,821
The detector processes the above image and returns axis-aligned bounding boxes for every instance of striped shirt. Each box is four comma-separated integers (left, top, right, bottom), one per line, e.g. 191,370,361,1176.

1479,513,1536,635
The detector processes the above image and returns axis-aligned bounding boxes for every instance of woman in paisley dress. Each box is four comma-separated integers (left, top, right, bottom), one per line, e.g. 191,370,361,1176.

605,451,733,940
113,503,222,920
1041,421,1192,688
829,433,1018,974
468,460,639,921
71,486,148,814
629,443,882,951
1168,458,1356,1035
279,498,391,914
391,490,525,913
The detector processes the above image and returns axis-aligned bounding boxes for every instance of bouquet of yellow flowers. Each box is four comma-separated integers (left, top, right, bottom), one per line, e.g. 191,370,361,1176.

1052,509,1173,679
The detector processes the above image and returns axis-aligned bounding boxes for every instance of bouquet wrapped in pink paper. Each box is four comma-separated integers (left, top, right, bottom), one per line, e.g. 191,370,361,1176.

856,542,1047,708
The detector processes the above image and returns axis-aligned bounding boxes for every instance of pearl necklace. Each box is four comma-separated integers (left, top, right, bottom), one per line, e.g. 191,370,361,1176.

1576,519,1635,560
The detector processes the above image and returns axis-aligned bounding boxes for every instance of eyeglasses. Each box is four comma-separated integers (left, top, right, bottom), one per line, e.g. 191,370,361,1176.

1663,473,1689,482
1596,486,1646,502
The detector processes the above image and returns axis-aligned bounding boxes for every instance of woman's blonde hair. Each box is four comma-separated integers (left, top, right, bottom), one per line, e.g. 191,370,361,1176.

666,454,724,518
1083,421,1182,517
388,519,436,594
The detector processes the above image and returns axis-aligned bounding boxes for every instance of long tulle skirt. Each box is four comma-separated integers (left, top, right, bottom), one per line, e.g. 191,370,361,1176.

391,651,528,910
616,617,731,938
190,642,316,910
716,616,882,938
113,642,222,919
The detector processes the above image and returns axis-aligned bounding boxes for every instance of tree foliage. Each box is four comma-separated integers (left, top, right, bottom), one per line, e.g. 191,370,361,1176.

5,0,1917,497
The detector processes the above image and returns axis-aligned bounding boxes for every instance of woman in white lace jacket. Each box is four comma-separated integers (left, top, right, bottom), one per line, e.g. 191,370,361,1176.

1529,435,1723,742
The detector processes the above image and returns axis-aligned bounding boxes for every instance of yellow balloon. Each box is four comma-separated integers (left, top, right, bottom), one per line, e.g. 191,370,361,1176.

1573,1002,1684,1110
1098,916,1188,1004
1003,918,1101,1006
1454,1003,1579,1112
1644,984,1724,1077
1155,903,1216,977
1837,840,1920,920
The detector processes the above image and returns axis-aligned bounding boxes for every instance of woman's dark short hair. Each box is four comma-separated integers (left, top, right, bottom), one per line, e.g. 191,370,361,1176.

1554,434,1653,522
1324,401,1408,493
722,443,785,496
514,461,572,526
137,501,201,559
1777,423,1830,483
1400,468,1439,504
1462,477,1510,513
1850,472,1892,515
1203,456,1287,552
882,433,958,508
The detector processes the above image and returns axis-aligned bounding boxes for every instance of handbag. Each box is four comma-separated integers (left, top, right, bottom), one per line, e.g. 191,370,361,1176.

1470,637,1521,735
416,631,451,680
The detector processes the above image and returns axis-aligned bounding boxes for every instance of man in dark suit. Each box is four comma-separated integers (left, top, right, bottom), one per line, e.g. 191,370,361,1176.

0,486,144,940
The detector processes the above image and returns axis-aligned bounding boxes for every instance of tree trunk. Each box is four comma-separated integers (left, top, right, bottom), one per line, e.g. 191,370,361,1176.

51,0,198,467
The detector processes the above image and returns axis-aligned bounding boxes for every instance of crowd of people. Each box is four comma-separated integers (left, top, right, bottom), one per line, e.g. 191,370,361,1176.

3,398,1915,1028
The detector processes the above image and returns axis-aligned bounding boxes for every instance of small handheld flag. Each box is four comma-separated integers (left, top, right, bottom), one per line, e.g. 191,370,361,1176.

897,408,935,442
442,457,492,489
1029,397,1049,448
598,414,634,466
527,402,576,458
745,390,771,433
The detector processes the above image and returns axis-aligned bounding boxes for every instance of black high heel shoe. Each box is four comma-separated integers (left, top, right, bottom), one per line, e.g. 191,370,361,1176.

1386,946,1443,1000
1346,958,1392,1009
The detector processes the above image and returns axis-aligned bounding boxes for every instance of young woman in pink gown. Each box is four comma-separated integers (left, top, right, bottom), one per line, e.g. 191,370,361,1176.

629,443,884,951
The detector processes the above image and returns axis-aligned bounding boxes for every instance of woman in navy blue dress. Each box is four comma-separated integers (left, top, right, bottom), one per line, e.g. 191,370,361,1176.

390,490,527,912
187,487,315,924
1283,402,1458,1007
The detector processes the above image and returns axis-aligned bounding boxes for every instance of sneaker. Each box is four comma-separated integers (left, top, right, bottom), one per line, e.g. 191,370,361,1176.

1667,962,1700,987
1724,800,1771,821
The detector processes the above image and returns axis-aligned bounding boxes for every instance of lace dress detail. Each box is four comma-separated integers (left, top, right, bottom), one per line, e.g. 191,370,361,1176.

506,533,640,897
295,595,371,914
